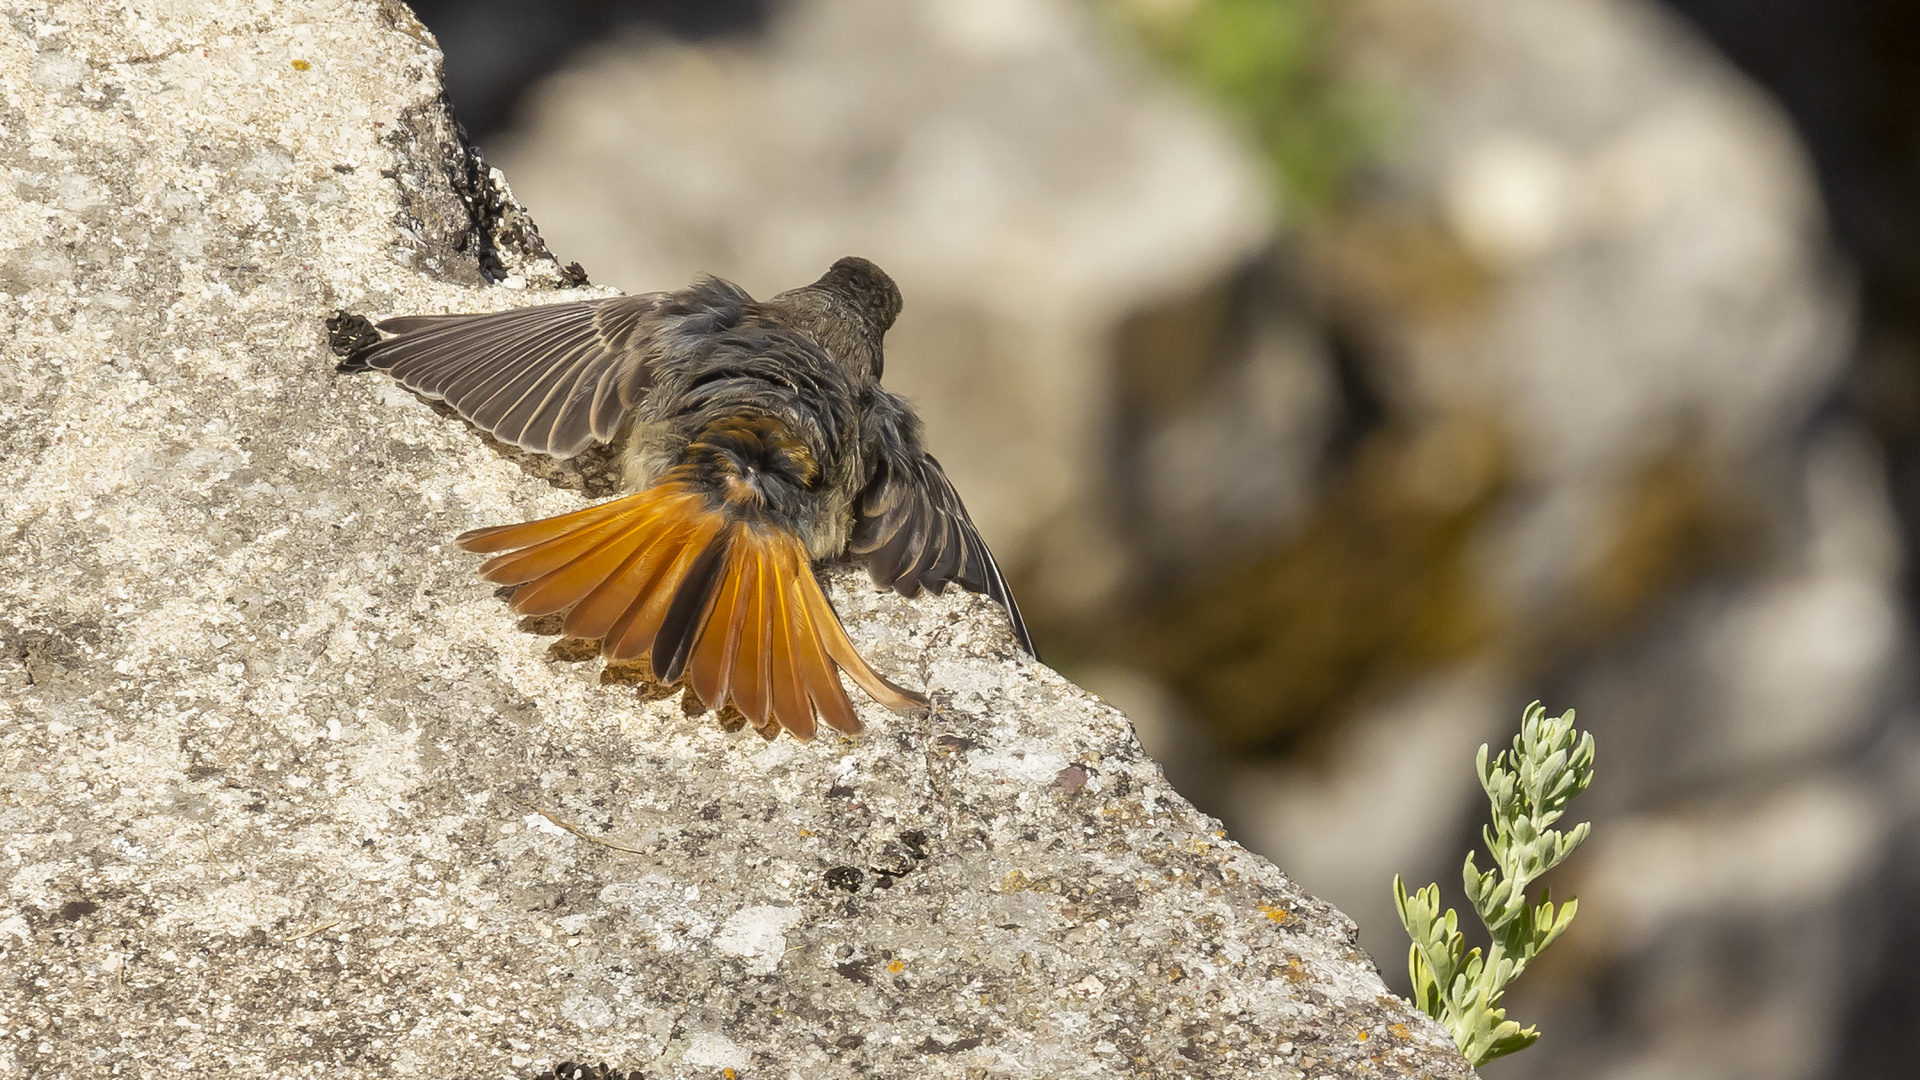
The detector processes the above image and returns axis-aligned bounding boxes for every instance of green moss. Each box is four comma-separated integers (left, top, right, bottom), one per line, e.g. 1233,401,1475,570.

1098,0,1387,213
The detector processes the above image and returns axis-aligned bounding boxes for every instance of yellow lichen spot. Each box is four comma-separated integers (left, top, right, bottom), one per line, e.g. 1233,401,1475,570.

722,1071,737,1079
1259,904,1290,923
1388,1023,1411,1039
290,58,310,71
1001,869,1033,893
797,828,812,837
1356,1030,1369,1042
887,960,905,974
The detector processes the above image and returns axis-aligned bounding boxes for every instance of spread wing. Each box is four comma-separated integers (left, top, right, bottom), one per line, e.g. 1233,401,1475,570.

341,279,748,458
851,400,1035,656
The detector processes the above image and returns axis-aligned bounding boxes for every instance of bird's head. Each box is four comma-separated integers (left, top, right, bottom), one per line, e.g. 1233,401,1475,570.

814,256,903,335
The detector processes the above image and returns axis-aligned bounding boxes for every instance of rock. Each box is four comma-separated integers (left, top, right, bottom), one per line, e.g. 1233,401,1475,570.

0,3,1470,1077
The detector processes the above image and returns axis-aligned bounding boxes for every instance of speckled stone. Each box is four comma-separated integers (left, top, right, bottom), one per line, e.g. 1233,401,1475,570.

0,3,1474,1077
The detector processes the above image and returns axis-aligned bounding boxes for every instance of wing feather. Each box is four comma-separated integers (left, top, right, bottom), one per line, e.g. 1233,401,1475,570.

344,288,747,458
851,444,1035,656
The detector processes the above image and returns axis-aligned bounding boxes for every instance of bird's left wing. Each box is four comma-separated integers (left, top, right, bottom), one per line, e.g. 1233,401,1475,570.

851,400,1035,656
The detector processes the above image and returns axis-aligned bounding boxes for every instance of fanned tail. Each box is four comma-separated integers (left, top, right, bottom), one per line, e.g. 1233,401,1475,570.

455,483,928,740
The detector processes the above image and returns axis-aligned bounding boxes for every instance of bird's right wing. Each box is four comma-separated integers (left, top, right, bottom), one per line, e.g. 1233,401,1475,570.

341,278,749,458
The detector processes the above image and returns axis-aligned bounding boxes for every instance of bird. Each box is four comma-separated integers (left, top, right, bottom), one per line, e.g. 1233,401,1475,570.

340,256,1033,741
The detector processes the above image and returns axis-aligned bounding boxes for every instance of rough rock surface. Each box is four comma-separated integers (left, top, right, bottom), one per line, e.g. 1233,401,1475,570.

0,4,1471,1078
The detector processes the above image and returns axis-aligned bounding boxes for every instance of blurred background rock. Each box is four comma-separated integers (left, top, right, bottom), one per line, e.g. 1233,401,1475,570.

404,0,1920,1076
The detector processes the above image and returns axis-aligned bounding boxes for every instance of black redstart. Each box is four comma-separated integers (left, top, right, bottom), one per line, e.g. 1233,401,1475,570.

340,257,1032,740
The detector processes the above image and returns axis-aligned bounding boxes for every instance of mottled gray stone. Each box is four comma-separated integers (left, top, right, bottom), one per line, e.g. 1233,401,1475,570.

0,3,1471,1077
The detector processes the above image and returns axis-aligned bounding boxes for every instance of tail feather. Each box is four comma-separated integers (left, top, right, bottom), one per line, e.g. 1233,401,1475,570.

796,566,928,713
458,495,641,554
474,494,675,586
501,516,664,617
653,526,736,682
603,514,727,662
561,524,693,640
786,570,861,734
455,480,930,740
730,553,773,728
687,558,750,710
767,567,816,741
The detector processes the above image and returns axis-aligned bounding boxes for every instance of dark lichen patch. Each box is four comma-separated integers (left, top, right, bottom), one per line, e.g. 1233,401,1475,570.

517,613,568,638
832,957,873,984
545,636,601,662
865,830,932,884
55,899,100,923
381,95,503,285
8,615,111,689
324,310,381,356
1577,436,1762,634
526,1064,646,1080
597,661,680,702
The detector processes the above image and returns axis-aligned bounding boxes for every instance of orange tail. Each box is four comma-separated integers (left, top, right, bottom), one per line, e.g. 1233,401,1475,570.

455,483,928,740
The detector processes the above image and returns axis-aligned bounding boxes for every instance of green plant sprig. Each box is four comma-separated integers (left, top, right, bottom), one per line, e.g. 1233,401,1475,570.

1394,702,1595,1066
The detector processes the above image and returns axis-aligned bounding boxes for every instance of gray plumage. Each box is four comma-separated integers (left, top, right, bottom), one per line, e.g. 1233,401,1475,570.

343,256,1034,658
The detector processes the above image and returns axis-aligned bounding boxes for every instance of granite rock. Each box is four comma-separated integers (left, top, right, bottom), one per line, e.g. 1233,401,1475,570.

0,3,1470,1077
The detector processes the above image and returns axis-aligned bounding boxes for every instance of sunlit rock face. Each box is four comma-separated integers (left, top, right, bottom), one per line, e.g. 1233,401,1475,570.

0,3,1475,1078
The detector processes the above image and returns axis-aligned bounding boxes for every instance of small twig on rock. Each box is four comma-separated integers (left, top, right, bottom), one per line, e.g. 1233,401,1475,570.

507,794,653,856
